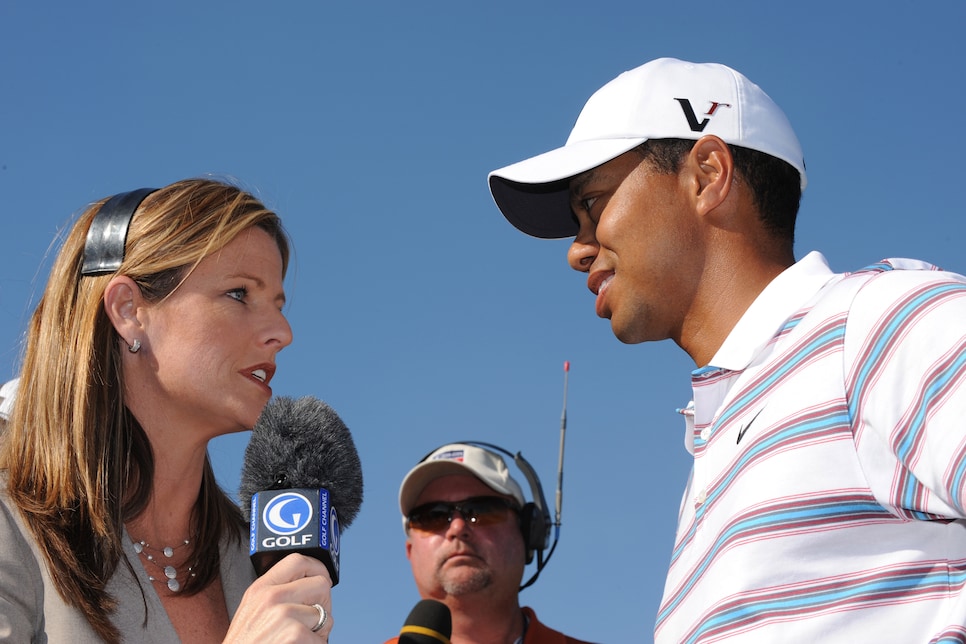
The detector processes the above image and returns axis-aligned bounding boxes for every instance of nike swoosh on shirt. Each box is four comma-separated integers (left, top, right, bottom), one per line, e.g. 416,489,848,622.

737,408,765,445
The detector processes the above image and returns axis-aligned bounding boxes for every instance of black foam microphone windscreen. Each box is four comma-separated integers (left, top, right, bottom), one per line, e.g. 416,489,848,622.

398,599,452,644
239,396,364,585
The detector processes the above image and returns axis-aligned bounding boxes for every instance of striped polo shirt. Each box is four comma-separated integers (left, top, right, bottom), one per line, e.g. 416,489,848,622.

655,251,966,643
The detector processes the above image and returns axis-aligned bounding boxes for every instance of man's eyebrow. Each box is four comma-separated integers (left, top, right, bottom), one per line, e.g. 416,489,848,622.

569,168,599,199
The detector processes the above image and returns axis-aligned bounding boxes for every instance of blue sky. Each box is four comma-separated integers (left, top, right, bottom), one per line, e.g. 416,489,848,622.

1,2,963,642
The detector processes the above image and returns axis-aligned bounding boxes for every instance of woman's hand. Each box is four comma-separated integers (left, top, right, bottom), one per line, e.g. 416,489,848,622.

224,553,333,642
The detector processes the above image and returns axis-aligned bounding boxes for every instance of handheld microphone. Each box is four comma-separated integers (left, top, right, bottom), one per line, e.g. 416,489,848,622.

398,599,452,644
239,396,364,586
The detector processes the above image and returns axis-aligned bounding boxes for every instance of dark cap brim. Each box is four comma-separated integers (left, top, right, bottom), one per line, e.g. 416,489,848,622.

487,137,647,239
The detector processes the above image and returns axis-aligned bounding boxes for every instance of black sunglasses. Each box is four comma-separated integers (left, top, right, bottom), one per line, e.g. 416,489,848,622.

407,496,519,533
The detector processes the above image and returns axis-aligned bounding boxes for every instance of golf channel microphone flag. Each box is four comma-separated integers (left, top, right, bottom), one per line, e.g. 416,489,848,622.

239,396,364,586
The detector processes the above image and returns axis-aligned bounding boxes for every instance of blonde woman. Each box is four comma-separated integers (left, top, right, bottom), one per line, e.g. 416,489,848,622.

0,180,333,642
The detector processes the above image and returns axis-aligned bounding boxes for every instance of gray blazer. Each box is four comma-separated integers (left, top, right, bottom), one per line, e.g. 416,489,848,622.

0,485,256,643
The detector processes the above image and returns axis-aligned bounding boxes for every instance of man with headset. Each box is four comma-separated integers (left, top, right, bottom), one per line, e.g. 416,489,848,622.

384,443,593,644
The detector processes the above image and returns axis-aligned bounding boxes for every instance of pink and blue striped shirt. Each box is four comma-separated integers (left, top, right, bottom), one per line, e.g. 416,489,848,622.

656,251,966,643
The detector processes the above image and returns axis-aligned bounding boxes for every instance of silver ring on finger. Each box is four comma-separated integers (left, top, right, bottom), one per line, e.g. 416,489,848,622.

310,603,328,633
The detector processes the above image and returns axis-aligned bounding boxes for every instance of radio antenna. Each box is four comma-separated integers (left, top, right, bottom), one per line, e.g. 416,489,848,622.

554,360,569,531
520,359,570,592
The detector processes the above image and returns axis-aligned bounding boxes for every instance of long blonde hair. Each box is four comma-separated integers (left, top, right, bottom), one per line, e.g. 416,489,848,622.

1,178,290,642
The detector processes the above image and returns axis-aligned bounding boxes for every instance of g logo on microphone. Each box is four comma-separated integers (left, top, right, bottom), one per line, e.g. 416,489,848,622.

262,491,314,535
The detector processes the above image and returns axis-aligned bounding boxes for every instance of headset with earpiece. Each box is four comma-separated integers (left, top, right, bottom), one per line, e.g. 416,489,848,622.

416,440,558,591
416,362,571,591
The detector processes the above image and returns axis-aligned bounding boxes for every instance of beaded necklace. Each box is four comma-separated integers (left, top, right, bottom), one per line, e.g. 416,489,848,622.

132,538,195,592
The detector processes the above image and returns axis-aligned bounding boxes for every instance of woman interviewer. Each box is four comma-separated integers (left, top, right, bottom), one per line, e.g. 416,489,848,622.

0,180,333,642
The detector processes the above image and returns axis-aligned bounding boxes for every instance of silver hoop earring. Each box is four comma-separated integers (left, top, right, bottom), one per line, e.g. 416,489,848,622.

128,339,141,353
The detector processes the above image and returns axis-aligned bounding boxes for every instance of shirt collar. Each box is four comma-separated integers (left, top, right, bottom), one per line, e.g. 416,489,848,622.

706,251,836,371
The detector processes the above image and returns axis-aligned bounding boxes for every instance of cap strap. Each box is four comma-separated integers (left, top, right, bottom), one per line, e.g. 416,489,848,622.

81,187,157,275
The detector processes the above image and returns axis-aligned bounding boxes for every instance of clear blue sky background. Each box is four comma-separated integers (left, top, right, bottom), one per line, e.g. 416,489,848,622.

1,2,963,642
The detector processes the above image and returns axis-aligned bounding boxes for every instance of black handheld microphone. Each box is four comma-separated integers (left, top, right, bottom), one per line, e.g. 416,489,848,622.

398,599,452,644
239,396,364,586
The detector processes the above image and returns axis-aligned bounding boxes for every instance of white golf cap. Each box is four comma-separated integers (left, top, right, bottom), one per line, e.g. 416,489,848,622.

488,57,806,239
399,443,526,515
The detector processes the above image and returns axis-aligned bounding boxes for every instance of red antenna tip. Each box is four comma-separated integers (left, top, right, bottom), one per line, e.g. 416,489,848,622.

563,361,570,371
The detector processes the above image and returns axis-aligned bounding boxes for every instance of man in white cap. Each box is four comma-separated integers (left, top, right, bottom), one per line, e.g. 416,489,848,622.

489,58,966,642
384,443,593,644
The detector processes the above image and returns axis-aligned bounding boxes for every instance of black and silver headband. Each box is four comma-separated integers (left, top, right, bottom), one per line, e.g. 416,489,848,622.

81,187,158,276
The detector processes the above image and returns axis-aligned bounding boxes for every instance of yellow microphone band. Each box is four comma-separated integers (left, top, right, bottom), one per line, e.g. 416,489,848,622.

399,625,451,644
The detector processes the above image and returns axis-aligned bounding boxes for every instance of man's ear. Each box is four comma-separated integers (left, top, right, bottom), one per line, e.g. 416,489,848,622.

103,276,144,347
688,135,735,216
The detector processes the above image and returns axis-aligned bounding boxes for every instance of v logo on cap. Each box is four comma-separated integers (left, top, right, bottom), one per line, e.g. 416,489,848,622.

674,98,733,133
